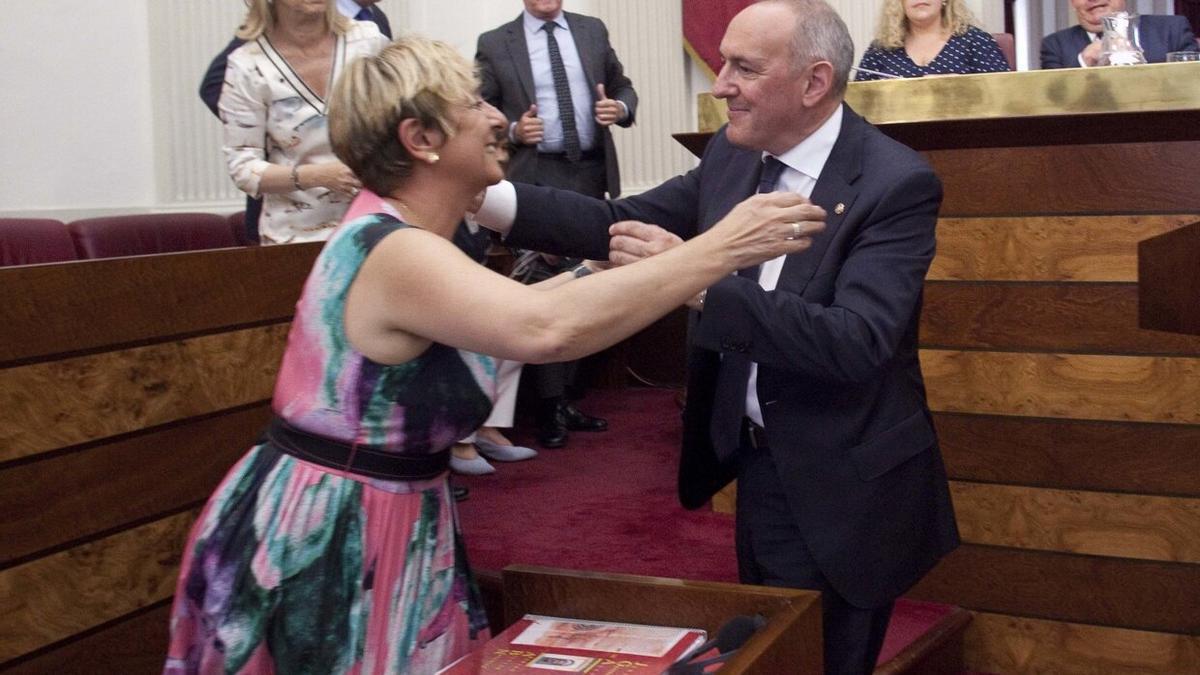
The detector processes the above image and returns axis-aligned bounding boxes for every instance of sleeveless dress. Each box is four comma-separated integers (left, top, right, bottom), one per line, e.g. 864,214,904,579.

164,214,494,674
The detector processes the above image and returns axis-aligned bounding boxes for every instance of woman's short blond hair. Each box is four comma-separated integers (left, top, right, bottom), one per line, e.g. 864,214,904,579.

328,36,479,196
236,0,350,41
872,0,978,50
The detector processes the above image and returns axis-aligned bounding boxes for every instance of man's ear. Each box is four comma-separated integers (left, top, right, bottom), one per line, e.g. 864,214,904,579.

802,61,835,107
397,118,446,162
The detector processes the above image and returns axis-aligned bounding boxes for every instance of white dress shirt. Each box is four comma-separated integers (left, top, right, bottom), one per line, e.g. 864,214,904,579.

522,10,596,152
744,105,843,426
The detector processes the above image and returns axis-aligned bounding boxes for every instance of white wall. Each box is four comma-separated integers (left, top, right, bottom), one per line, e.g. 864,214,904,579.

0,1,1025,220
0,1,156,217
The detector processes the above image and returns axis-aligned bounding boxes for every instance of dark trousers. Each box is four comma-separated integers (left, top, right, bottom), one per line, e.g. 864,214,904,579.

534,151,607,199
526,152,607,402
735,442,894,675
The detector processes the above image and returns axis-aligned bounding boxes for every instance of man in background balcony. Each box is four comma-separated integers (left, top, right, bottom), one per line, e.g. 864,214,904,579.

1040,0,1197,68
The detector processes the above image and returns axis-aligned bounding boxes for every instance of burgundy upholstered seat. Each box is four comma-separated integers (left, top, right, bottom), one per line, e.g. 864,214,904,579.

0,218,78,266
67,212,237,260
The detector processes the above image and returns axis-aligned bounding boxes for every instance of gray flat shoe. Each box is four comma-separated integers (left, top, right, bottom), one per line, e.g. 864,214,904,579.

450,454,496,475
475,438,538,462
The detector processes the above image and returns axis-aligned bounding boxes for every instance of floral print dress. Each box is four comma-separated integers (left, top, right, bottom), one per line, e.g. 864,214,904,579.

164,214,494,674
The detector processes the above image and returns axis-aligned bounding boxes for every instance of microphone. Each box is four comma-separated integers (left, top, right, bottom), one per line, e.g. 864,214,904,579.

666,614,765,674
850,65,903,80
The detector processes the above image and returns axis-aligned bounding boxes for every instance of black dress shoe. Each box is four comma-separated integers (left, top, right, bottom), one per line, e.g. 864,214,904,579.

537,420,569,449
452,485,469,502
559,402,608,432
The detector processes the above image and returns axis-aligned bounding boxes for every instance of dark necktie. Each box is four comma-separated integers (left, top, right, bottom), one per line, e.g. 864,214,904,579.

543,21,581,162
354,7,372,21
709,156,787,459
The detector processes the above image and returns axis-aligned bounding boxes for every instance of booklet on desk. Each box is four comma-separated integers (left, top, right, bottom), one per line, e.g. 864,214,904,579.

438,614,708,674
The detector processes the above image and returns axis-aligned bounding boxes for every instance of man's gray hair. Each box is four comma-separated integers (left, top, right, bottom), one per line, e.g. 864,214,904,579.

760,0,854,96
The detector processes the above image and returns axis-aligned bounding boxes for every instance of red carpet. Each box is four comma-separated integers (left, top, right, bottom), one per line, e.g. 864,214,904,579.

456,387,961,668
457,387,739,582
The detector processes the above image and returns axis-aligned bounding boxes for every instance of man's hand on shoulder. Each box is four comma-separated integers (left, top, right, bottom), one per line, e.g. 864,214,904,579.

608,221,683,266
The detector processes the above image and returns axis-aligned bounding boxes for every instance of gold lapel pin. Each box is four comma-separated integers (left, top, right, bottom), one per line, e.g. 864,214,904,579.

834,203,845,215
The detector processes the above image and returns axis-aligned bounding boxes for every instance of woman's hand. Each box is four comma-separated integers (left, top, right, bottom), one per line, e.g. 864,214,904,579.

300,161,363,196
708,191,826,270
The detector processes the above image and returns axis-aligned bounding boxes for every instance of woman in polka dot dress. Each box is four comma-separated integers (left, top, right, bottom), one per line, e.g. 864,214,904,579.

855,0,1010,80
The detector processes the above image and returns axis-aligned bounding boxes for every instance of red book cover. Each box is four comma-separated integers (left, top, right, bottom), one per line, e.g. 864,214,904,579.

439,615,707,674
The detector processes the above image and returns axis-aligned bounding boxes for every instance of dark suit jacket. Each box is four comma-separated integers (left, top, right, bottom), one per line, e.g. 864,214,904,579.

199,6,392,115
476,12,638,198
1040,14,1198,68
503,106,959,608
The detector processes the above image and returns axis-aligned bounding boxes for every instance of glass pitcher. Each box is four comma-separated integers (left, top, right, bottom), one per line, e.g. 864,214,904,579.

1098,11,1146,66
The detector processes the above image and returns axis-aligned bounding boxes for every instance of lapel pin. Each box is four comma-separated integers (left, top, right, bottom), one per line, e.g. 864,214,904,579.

834,203,845,215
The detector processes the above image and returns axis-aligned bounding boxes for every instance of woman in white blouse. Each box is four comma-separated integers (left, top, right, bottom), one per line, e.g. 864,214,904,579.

220,0,388,244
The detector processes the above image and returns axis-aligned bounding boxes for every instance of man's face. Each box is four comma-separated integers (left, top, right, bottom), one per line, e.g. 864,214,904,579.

1071,0,1126,33
523,0,563,21
711,3,809,155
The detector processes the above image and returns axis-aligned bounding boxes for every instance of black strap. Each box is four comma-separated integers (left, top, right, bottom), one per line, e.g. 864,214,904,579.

266,416,449,481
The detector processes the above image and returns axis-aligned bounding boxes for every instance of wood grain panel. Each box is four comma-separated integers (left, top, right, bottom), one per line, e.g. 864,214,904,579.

962,611,1200,674
950,481,1200,563
1,602,170,674
0,243,319,366
921,349,1200,424
924,141,1200,217
927,215,1196,281
936,413,1200,496
0,510,196,662
0,324,287,463
921,282,1200,355
908,544,1200,634
0,404,269,566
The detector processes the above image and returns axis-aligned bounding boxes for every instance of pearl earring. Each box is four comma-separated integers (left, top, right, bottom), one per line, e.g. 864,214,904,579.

427,152,440,164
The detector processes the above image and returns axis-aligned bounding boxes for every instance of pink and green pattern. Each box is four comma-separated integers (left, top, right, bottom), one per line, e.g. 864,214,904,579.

165,215,493,673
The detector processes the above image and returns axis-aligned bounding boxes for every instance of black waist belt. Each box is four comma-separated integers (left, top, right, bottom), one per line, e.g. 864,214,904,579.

266,416,449,481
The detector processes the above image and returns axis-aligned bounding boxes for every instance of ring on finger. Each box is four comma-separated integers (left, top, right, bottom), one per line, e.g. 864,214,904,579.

788,221,802,240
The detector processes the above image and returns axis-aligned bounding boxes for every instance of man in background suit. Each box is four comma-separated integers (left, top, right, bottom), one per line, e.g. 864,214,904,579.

1041,0,1197,68
474,1,959,671
198,0,392,243
475,0,639,449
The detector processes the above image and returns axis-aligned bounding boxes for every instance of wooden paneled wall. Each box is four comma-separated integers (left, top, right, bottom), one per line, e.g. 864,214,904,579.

0,244,319,672
909,141,1200,673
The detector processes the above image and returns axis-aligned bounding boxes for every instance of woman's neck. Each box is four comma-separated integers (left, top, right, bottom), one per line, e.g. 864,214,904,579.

906,17,946,39
384,186,470,240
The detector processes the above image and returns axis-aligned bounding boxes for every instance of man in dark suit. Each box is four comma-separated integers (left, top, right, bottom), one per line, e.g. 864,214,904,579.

198,0,392,243
474,1,958,672
1041,0,1197,68
476,0,639,449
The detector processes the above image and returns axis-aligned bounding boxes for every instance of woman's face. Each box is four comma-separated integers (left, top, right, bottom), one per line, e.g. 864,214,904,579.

438,95,507,188
903,0,943,26
274,0,328,19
